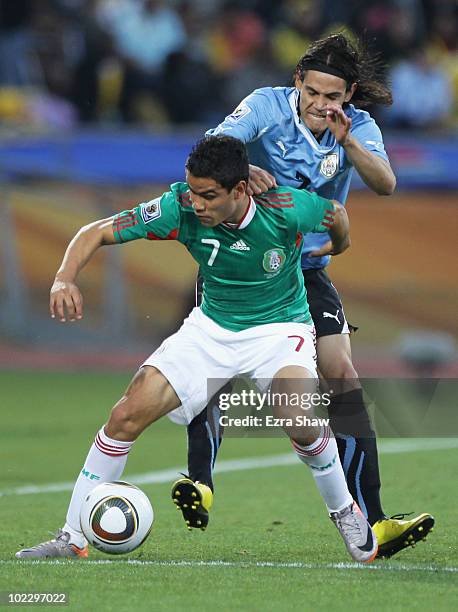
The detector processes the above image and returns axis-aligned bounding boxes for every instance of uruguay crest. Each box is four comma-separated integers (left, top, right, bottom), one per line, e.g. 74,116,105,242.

320,153,339,178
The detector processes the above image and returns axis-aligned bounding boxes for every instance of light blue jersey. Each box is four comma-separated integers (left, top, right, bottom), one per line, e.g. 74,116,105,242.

207,87,388,269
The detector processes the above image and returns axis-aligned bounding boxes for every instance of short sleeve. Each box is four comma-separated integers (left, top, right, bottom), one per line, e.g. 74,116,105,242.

292,189,336,233
206,89,272,143
113,190,181,243
351,116,388,161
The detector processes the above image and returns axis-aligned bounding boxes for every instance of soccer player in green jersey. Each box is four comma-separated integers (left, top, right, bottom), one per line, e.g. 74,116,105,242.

16,135,378,563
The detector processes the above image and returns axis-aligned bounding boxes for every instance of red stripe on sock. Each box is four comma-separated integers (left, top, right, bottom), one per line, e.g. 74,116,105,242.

95,447,130,457
95,448,130,457
95,433,130,451
95,433,131,456
292,427,331,456
95,444,129,457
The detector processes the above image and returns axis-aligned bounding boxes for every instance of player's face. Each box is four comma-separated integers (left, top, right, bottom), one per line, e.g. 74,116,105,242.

186,172,248,227
295,70,356,136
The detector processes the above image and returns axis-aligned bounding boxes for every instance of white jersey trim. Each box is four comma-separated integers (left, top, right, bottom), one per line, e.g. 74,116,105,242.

222,197,256,230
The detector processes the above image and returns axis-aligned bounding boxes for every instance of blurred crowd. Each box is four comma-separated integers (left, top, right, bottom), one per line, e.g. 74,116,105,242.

0,0,456,131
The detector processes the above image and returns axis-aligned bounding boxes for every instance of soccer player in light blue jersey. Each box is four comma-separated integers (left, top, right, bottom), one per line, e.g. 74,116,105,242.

177,34,434,558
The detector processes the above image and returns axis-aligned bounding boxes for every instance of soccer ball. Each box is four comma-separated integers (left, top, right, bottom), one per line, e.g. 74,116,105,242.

80,481,154,554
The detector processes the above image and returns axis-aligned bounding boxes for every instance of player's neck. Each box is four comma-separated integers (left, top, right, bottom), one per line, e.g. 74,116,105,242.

310,127,326,142
225,195,251,226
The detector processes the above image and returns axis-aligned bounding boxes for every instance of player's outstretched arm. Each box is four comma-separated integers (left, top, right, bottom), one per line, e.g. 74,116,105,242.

50,217,116,322
310,202,350,257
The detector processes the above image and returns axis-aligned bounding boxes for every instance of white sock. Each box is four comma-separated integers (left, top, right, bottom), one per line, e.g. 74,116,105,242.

292,426,353,513
63,426,134,546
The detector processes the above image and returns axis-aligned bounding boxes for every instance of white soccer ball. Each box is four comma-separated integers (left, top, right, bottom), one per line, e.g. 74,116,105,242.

80,481,154,555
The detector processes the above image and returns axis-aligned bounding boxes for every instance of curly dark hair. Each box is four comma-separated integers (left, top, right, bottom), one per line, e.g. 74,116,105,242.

294,33,392,107
186,135,249,191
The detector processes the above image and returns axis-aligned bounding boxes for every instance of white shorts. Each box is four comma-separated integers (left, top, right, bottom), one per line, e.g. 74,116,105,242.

143,307,317,425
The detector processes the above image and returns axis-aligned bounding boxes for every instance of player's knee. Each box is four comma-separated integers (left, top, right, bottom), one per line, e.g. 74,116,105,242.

322,354,358,381
106,366,176,440
274,365,315,379
107,400,145,440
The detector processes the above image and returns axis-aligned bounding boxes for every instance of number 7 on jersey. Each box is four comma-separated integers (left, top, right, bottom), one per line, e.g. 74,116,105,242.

201,239,220,266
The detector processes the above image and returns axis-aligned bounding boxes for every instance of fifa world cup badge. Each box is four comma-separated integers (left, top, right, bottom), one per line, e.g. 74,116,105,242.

140,198,161,223
228,101,251,122
320,153,339,178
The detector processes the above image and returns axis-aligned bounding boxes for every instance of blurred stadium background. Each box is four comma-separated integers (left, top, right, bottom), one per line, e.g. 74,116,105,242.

0,0,457,376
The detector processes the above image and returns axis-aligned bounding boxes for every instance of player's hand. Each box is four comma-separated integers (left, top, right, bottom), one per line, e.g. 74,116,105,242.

247,165,277,196
309,241,335,257
50,279,83,322
325,104,352,146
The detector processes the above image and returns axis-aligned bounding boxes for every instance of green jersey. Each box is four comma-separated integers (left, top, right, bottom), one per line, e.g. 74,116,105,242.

113,183,335,331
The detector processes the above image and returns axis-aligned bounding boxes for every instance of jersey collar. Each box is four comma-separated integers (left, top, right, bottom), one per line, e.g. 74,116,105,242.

222,197,256,230
289,89,336,152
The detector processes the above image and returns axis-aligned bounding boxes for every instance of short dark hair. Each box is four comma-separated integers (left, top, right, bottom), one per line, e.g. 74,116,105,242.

186,135,249,191
294,33,392,107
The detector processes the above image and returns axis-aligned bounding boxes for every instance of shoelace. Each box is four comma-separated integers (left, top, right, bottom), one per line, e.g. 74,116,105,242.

48,529,70,544
389,512,414,520
26,530,68,551
336,510,363,539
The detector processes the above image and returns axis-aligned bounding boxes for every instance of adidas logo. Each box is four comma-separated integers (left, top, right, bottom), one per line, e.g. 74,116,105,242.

230,240,250,251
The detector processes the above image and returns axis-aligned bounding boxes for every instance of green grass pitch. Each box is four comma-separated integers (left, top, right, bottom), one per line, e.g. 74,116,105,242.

1,372,457,611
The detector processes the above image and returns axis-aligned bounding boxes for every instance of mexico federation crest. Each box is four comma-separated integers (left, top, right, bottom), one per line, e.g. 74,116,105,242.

320,153,339,178
263,249,286,274
140,198,161,223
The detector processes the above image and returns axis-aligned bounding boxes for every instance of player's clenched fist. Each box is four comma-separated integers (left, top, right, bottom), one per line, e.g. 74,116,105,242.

50,279,83,322
247,164,277,196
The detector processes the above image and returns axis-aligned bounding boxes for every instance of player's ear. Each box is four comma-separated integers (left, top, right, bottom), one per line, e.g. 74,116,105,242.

234,180,247,199
344,82,357,103
294,74,303,90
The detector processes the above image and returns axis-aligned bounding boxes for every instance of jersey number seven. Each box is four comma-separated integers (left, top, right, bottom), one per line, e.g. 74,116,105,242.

201,239,220,266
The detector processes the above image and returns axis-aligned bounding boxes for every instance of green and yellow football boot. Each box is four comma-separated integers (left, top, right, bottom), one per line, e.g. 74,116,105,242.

171,477,213,531
373,513,435,558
